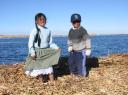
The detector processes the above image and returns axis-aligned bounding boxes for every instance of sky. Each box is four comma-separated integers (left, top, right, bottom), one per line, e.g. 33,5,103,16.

0,0,128,35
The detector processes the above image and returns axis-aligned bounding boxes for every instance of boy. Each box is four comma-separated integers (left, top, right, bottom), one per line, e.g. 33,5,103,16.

68,13,91,77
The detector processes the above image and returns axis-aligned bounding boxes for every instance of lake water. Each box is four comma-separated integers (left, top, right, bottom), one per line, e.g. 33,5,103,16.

0,35,128,64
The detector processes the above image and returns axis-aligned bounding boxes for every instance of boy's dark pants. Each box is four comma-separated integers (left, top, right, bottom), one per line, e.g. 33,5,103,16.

68,50,86,77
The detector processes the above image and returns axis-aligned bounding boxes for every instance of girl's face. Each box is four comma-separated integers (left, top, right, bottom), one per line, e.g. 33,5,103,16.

72,21,80,29
36,16,46,27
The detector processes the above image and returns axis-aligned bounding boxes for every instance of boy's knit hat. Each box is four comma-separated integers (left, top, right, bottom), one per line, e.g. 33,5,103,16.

71,13,81,23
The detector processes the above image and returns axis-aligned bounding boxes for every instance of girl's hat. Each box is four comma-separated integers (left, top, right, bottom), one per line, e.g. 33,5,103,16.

71,13,81,23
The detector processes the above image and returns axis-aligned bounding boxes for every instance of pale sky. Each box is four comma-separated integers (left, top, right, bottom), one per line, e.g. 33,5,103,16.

0,0,128,35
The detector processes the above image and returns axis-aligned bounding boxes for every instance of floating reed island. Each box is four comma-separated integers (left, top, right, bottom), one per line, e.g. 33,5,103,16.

0,54,128,95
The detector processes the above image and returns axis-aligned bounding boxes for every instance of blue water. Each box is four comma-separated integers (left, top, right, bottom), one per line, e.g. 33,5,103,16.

0,35,128,64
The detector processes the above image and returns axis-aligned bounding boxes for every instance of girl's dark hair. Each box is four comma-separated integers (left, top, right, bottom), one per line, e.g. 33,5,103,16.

35,13,47,22
34,13,47,47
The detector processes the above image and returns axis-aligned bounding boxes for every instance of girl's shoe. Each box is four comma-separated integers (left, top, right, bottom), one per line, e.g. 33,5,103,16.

49,73,54,81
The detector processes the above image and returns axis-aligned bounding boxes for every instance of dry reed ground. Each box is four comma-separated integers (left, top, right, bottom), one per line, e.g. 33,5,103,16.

0,54,128,95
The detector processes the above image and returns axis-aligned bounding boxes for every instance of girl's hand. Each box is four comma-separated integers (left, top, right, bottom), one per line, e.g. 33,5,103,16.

57,48,61,52
30,55,36,61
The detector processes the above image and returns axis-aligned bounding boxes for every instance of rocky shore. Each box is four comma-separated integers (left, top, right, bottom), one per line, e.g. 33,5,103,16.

0,54,128,95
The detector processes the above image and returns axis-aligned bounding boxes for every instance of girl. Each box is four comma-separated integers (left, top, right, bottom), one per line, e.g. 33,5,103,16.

25,13,60,82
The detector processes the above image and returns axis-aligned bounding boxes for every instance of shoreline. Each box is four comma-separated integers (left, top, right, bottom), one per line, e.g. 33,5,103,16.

0,34,128,38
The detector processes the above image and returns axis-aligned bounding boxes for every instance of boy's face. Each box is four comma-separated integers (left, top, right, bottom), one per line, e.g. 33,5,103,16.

36,16,46,27
72,21,80,28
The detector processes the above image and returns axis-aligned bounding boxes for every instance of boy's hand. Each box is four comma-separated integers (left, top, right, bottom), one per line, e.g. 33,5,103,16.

68,46,73,52
86,49,91,56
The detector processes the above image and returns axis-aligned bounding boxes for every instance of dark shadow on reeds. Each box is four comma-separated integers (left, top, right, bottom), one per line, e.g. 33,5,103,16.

53,56,70,79
86,56,99,77
53,56,99,79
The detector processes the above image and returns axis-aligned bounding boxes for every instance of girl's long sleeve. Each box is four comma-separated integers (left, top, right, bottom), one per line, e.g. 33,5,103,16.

28,29,36,56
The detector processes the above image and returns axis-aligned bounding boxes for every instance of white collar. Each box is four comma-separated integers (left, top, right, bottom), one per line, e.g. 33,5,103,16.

37,25,44,30
72,26,81,30
37,24,47,29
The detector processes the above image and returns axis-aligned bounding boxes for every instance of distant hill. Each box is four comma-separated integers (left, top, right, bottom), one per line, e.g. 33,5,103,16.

0,35,29,38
